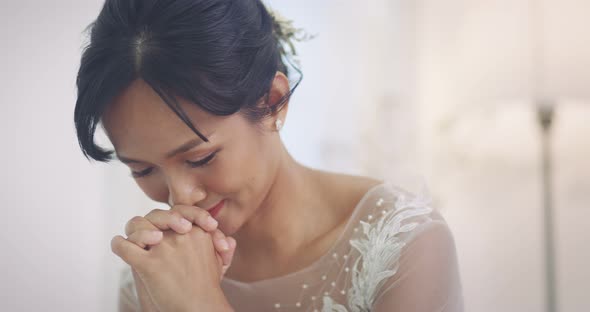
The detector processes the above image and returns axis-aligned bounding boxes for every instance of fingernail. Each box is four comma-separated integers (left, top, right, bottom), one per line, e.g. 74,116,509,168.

218,239,229,251
179,218,192,228
207,216,218,229
150,231,163,239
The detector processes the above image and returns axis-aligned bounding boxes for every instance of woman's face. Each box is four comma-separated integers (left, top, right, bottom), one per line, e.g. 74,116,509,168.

102,79,284,235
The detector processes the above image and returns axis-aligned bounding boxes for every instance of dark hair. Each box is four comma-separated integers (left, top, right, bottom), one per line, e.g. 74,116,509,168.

74,0,303,162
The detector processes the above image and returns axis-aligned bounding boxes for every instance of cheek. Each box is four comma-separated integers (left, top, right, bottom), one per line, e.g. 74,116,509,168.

216,145,266,190
204,147,263,214
224,145,276,206
135,177,169,203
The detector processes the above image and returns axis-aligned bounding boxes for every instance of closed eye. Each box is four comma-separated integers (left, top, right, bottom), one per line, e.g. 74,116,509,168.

131,167,154,178
130,150,219,179
186,150,218,168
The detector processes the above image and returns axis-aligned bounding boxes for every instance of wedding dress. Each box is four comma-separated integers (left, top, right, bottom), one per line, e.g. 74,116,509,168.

118,182,464,312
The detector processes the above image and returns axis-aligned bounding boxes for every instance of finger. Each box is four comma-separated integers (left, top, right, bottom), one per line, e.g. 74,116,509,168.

227,236,236,248
221,237,236,276
221,264,230,276
211,230,235,268
215,252,224,276
170,205,219,232
211,229,230,252
111,235,148,266
223,236,236,267
125,216,160,237
126,230,163,249
143,209,193,234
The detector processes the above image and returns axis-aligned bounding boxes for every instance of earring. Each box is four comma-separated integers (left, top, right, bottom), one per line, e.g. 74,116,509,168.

275,119,283,131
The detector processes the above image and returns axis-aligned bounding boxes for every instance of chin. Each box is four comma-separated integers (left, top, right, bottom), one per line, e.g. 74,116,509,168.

216,206,239,236
218,221,239,237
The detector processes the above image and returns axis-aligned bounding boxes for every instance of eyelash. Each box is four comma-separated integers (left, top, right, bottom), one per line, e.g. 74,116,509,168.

131,151,218,178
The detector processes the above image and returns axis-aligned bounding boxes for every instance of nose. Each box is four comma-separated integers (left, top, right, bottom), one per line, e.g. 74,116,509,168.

166,175,206,207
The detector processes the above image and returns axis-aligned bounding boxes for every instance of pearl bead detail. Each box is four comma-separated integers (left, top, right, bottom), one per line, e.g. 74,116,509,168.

376,198,384,206
268,196,386,311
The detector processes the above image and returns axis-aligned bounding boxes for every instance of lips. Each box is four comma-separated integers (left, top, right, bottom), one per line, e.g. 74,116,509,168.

206,199,225,218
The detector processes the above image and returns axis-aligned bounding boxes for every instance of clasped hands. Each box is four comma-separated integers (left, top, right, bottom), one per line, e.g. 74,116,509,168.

111,205,236,312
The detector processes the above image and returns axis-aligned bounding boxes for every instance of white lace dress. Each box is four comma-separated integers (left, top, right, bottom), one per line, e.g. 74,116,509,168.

118,182,464,312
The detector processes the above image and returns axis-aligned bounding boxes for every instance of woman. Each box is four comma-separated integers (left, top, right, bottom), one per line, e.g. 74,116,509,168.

74,0,464,311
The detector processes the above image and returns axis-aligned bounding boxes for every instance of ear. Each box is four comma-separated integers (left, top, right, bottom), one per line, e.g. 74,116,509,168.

266,71,290,126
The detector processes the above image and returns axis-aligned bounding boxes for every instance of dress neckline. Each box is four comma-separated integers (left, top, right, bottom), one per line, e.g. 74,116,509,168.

222,181,388,288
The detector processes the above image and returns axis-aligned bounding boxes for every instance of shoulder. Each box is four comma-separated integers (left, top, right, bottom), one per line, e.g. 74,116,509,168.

347,179,440,258
312,170,384,213
311,170,444,242
348,179,449,257
344,181,461,310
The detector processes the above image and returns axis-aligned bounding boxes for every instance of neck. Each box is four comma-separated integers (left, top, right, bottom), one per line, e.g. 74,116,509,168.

232,149,327,266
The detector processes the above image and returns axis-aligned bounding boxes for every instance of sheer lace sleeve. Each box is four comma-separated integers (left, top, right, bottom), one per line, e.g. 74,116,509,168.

310,182,464,312
371,221,464,311
118,267,139,312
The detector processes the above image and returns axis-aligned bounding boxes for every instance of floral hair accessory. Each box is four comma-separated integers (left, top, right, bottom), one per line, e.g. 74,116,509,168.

267,7,316,67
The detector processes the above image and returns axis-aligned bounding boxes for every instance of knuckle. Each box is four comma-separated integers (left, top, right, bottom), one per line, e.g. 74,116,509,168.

195,209,211,224
195,226,207,234
173,205,191,215
110,236,124,255
169,204,190,216
171,208,192,223
213,229,225,239
190,226,208,238
144,208,165,218
199,208,212,220
169,211,183,220
125,216,145,234
127,237,139,247
128,216,144,224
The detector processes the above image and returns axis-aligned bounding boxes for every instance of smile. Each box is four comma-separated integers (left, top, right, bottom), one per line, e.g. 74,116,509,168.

207,199,225,218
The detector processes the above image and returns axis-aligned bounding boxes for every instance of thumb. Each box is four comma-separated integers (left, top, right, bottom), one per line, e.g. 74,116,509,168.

220,237,236,279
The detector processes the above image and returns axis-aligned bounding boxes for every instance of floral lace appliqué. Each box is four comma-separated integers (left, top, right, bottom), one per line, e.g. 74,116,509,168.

323,184,434,312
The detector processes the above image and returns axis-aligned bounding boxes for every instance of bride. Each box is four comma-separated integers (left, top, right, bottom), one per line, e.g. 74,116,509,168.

74,0,464,311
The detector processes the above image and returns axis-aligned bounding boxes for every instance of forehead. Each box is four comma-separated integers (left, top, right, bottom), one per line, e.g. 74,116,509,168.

102,79,227,157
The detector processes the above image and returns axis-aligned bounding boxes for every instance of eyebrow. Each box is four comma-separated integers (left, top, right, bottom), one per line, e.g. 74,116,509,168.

117,133,213,164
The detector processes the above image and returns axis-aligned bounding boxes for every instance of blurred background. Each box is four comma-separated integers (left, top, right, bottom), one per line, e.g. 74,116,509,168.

1,0,588,311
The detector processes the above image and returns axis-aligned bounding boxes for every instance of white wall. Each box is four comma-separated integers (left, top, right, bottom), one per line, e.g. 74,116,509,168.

0,1,106,311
